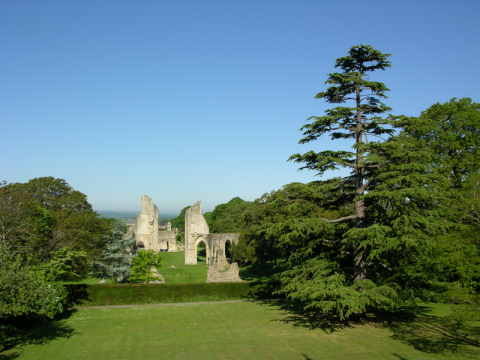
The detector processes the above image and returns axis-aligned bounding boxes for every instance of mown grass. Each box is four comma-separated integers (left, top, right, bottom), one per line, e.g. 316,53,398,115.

157,250,208,283
57,250,277,285
159,251,281,283
2,302,478,360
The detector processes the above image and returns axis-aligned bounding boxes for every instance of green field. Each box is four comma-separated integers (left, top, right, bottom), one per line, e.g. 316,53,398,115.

157,250,208,283
55,250,279,286
3,302,479,359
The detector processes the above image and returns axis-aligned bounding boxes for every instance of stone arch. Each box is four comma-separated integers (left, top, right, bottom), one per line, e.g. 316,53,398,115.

224,238,233,262
137,241,145,249
194,235,209,265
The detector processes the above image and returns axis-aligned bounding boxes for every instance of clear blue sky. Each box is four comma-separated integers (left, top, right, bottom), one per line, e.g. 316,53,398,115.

1,0,479,213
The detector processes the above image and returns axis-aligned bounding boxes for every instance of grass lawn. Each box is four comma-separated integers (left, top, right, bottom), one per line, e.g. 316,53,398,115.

3,302,479,360
159,251,281,283
157,250,208,283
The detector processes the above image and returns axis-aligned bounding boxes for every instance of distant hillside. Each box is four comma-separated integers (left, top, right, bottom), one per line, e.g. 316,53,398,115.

97,210,179,221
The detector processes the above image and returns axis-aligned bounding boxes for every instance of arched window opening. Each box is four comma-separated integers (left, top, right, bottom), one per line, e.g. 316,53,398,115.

197,240,207,263
225,240,233,263
137,241,145,249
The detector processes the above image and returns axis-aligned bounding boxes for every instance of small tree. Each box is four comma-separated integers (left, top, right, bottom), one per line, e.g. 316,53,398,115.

91,219,136,282
128,250,163,283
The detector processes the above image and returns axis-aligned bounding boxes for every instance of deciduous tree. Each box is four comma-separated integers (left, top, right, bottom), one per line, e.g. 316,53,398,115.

128,250,163,283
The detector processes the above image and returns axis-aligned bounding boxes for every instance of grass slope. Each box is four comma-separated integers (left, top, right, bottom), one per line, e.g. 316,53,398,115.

3,302,479,360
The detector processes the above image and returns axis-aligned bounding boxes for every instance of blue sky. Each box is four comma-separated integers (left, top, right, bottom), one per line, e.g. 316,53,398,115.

1,0,479,213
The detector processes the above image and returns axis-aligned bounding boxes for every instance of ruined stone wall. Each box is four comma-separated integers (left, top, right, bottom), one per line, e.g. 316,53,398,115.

205,233,240,267
207,262,243,283
133,195,159,251
184,201,241,271
158,231,177,251
184,201,210,264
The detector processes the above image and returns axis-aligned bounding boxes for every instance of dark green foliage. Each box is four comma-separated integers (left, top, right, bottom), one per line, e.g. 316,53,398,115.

64,281,282,306
404,98,480,189
0,246,67,320
239,262,283,282
0,177,109,272
233,183,352,265
398,100,480,320
128,250,163,283
203,197,254,233
39,247,87,282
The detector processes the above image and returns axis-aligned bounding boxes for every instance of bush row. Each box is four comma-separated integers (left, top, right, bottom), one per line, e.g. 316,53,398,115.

64,281,282,307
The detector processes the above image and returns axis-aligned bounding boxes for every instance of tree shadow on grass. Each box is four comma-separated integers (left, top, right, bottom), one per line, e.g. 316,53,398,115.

258,300,480,357
0,310,79,360
378,309,480,359
256,299,357,334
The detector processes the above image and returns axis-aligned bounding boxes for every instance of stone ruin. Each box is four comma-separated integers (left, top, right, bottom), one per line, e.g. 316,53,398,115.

185,201,243,283
127,196,242,282
127,195,177,252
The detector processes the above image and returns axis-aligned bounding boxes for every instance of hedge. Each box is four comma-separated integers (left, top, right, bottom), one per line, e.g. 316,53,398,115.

64,281,282,307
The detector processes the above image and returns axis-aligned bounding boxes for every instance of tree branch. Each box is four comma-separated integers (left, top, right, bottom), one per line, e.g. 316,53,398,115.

318,215,355,223
358,181,370,194
322,239,342,244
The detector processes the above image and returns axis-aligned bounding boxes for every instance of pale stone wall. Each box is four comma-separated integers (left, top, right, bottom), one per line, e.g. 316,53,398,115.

184,201,210,264
135,213,150,248
207,262,243,283
158,231,176,251
184,201,241,274
133,195,160,251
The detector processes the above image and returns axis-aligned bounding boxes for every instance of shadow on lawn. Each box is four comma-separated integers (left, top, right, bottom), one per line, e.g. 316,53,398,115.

259,300,480,358
383,309,480,359
0,310,79,360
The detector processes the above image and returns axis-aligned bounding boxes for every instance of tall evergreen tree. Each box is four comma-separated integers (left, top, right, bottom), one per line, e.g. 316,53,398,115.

280,45,448,319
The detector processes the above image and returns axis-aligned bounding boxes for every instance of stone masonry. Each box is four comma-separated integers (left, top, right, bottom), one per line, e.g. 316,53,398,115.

133,195,159,250
129,195,178,251
185,201,242,282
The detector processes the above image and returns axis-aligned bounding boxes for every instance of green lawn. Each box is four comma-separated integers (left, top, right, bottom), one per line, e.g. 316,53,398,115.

56,251,277,286
159,251,281,283
157,250,208,283
3,302,479,359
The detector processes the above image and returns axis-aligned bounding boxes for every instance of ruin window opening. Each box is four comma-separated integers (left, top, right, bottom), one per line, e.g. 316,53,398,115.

225,239,233,263
197,240,207,263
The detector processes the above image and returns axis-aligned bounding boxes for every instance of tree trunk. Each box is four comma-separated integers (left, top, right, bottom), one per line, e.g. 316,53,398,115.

353,80,366,281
